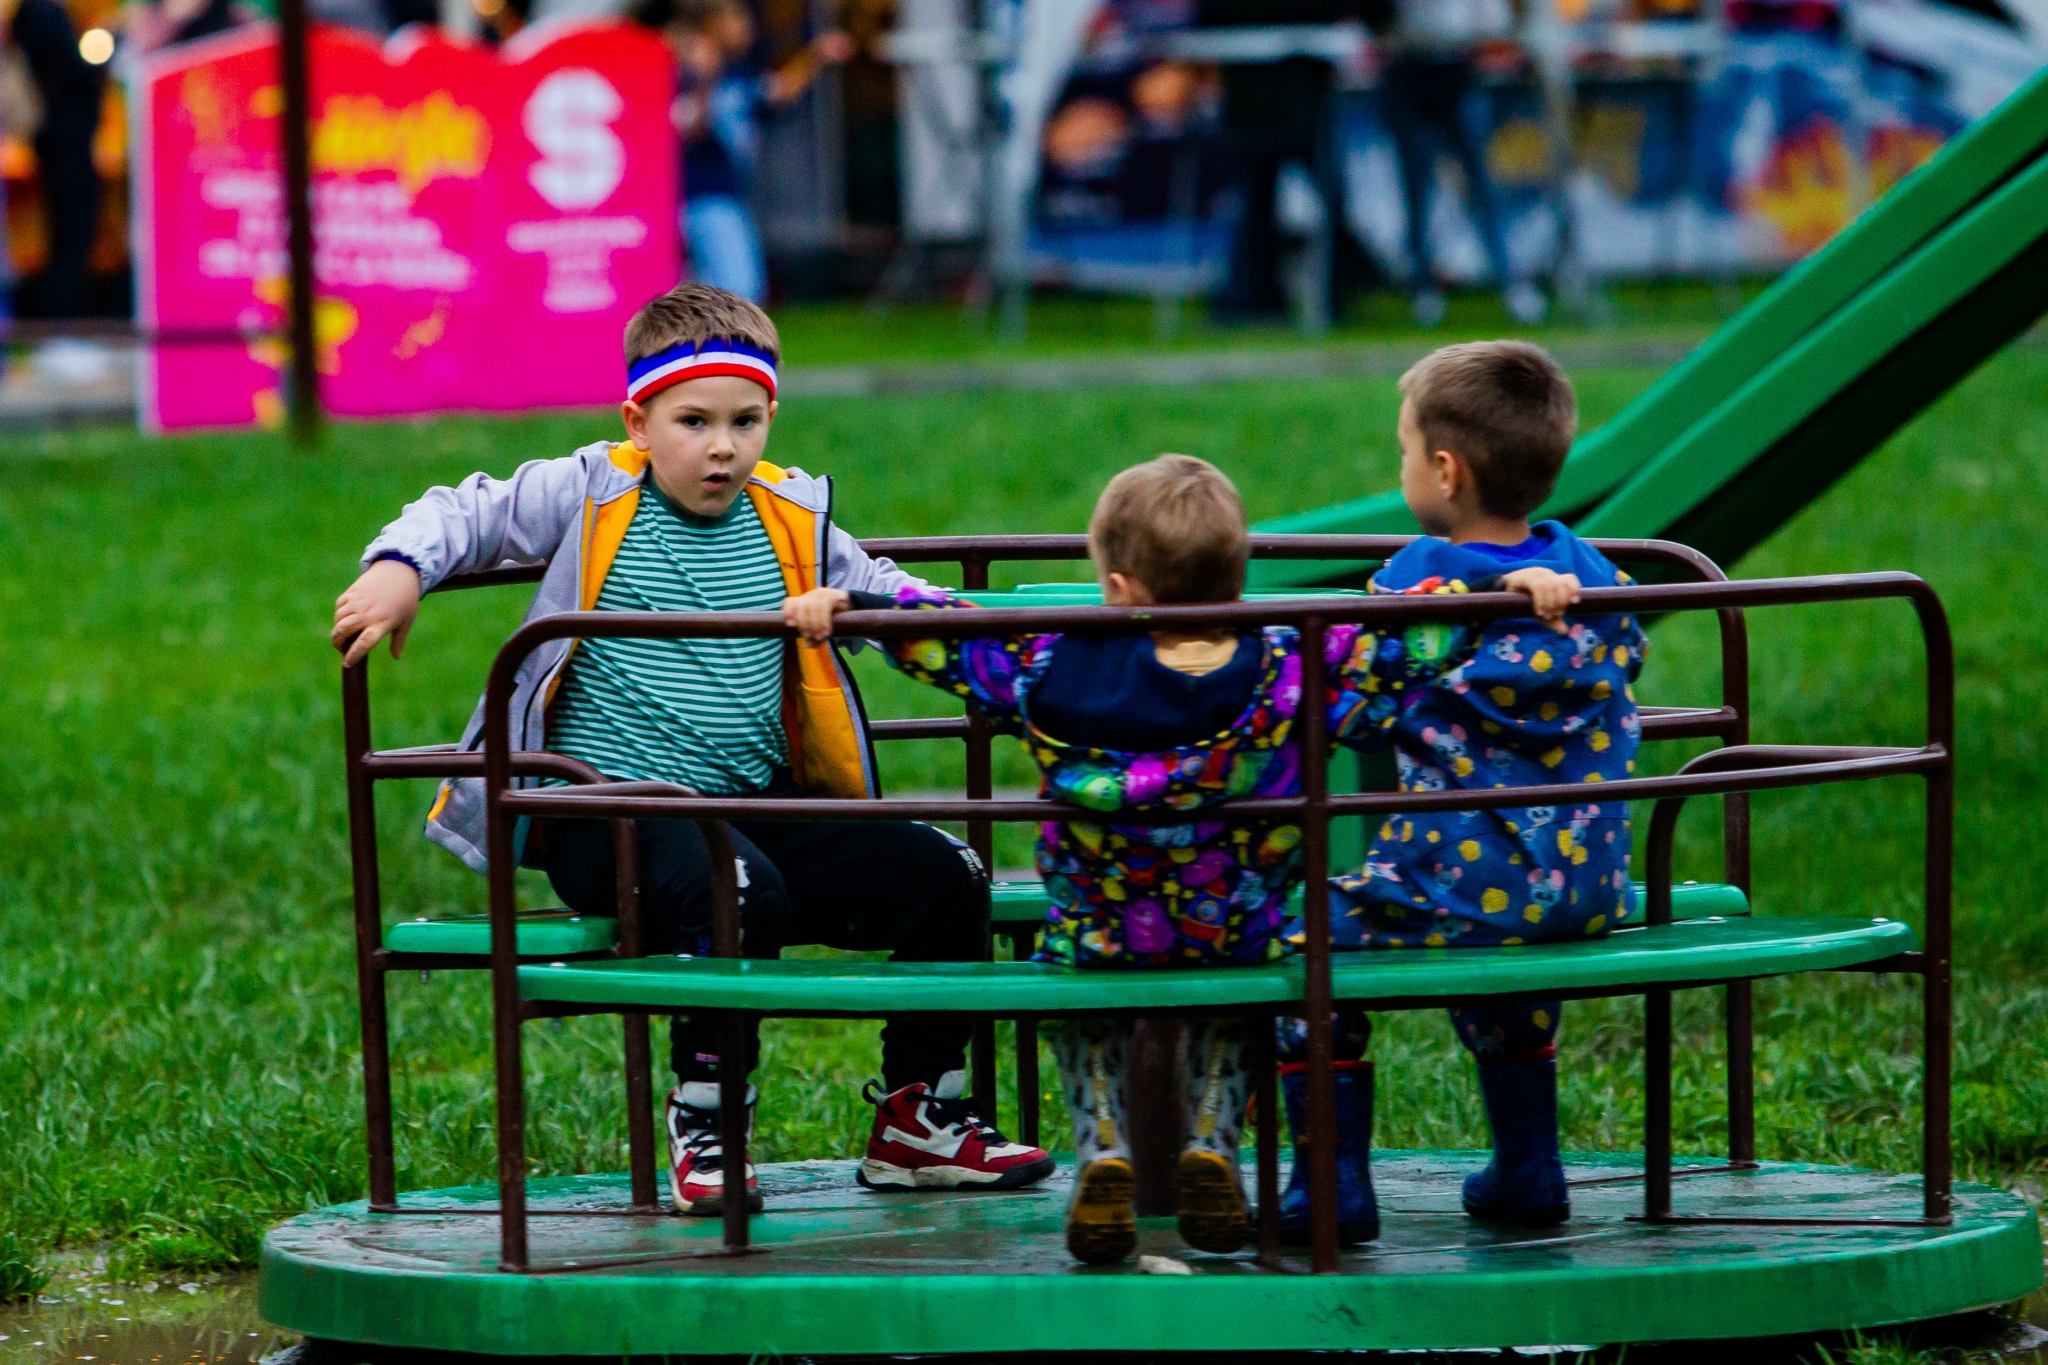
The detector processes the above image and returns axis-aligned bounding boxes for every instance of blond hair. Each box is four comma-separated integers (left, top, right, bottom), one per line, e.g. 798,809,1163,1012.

1399,340,1576,519
624,283,781,367
1088,455,1249,604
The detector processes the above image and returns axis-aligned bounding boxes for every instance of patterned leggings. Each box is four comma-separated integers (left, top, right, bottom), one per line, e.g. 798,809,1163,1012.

1047,1018,1253,1167
1278,1000,1562,1064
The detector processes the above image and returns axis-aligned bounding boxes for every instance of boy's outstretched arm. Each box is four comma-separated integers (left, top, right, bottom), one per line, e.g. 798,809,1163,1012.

1328,567,1570,746
333,447,592,664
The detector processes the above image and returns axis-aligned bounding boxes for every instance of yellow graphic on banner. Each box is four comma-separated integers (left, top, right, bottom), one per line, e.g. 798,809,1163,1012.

313,91,489,192
251,276,360,377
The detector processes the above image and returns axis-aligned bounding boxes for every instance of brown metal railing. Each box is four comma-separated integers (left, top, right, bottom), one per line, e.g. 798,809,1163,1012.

450,562,1949,1275
345,538,1971,1277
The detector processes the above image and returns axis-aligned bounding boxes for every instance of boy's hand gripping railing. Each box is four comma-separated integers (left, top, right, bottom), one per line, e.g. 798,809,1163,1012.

474,568,1943,1276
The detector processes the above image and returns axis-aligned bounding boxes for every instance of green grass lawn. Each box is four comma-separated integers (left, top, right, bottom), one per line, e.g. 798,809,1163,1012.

772,279,1747,366
0,338,2043,1288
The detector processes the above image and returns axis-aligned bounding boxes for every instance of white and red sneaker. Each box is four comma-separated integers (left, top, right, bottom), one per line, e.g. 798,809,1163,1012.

665,1082,764,1216
857,1070,1055,1191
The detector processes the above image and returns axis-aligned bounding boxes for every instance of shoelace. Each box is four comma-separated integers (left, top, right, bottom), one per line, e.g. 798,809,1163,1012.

923,1094,1009,1144
860,1081,1017,1145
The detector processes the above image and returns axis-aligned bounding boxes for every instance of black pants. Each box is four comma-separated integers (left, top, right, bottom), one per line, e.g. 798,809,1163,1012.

535,787,990,1091
33,119,100,318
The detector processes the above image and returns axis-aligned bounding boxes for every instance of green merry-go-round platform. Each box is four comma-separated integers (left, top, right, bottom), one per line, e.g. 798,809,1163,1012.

261,1154,2040,1356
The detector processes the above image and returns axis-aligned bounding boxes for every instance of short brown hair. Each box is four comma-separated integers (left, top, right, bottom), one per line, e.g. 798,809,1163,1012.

1399,340,1576,519
1089,455,1249,604
624,283,780,367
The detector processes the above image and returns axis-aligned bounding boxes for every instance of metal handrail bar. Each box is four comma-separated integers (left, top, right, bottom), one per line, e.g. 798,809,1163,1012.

478,574,1925,665
499,747,1937,825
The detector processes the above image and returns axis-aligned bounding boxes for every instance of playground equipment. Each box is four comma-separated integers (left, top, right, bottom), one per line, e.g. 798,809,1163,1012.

263,533,2040,1357
1253,65,2048,583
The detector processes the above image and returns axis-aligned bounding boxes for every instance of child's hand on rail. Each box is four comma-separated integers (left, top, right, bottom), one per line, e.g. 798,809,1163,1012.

333,558,423,666
782,587,852,642
1501,568,1581,633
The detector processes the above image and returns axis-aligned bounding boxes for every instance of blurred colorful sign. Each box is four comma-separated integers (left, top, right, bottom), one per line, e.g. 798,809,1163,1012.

134,21,677,432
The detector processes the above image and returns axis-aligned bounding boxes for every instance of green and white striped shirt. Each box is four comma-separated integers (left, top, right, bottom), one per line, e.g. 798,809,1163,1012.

547,483,789,795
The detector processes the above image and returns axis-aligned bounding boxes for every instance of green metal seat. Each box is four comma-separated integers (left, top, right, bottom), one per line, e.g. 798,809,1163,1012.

386,880,1748,954
993,877,1746,926
383,909,618,957
516,914,1912,1013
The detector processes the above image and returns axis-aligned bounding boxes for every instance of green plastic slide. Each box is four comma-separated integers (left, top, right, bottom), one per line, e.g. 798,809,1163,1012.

1250,65,2048,585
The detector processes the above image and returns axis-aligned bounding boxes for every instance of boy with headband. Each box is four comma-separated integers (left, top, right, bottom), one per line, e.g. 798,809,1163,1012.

331,284,1054,1217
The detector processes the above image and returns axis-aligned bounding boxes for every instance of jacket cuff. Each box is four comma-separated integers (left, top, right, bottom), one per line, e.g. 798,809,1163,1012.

369,549,424,577
845,590,897,610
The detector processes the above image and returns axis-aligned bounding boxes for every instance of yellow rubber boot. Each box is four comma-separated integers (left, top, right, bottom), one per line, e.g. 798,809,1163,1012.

1176,1149,1250,1253
1067,1157,1138,1264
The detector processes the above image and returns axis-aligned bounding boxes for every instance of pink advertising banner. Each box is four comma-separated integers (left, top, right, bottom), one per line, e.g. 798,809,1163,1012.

134,20,677,432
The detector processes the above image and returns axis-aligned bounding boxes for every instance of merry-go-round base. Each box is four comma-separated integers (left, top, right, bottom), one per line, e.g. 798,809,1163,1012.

259,1151,2042,1357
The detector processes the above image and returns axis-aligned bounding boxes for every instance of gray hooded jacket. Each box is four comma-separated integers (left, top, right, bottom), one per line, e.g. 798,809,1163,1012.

360,441,926,872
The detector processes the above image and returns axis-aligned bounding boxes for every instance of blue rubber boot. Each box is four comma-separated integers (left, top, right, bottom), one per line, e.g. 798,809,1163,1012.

1278,1061,1380,1245
1462,1054,1570,1226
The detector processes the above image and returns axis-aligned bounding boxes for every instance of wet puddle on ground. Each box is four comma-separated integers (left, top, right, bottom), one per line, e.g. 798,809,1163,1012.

0,1274,285,1365
5,1265,2048,1364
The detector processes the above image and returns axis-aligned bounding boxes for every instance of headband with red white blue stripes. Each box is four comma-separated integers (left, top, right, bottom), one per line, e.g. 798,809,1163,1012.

626,339,778,405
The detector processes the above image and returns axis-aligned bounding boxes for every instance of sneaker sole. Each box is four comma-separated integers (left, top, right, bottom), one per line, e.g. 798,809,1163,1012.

857,1154,1056,1191
1067,1158,1137,1265
1176,1149,1249,1254
673,1176,765,1217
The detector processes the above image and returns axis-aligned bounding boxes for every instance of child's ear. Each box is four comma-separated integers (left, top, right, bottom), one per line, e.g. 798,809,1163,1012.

622,400,651,450
1104,572,1155,607
1433,448,1470,503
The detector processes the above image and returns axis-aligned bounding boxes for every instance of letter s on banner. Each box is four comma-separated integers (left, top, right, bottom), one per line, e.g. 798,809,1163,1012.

525,68,627,211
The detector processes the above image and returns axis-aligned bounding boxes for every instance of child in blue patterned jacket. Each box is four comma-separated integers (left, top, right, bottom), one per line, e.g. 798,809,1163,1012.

1277,339,1648,1246
783,454,1578,1264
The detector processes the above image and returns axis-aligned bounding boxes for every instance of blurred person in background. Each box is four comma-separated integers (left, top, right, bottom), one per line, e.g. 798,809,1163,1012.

7,0,103,317
123,0,254,53
1381,0,1545,325
1199,0,1383,324
644,0,850,302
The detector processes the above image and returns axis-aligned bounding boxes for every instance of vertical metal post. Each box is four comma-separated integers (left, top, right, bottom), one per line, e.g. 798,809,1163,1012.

703,819,752,1250
1644,797,1676,1219
1012,922,1041,1144
1254,1014,1281,1262
342,661,397,1211
1918,589,1955,1223
1128,1020,1187,1215
1297,617,1340,1273
277,0,320,442
1016,1017,1040,1146
1644,988,1673,1220
1719,605,1756,1165
960,554,999,1120
483,716,528,1270
613,819,659,1211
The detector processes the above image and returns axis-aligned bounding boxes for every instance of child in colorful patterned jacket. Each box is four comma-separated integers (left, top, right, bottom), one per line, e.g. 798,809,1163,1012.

781,454,1580,1264
1275,339,1649,1247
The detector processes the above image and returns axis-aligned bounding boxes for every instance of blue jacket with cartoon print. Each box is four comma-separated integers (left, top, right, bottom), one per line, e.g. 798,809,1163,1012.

1313,521,1648,949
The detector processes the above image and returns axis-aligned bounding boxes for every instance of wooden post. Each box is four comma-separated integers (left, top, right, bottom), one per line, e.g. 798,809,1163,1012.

278,0,320,443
